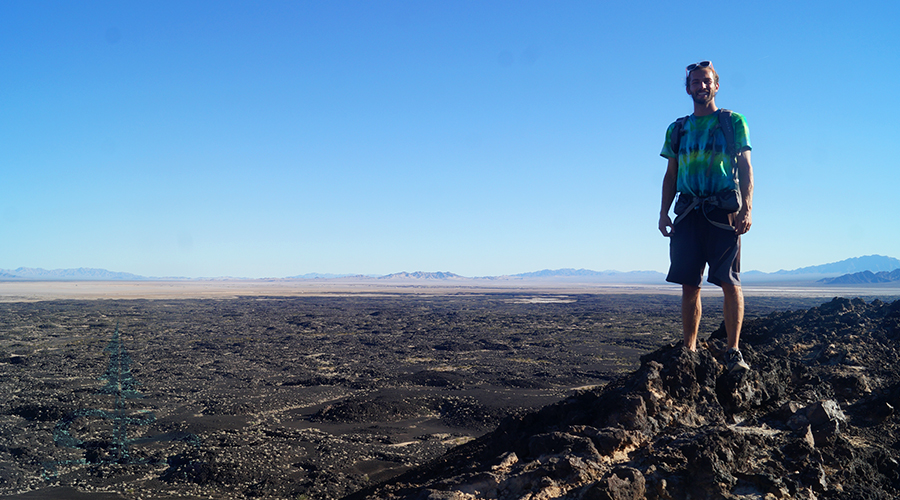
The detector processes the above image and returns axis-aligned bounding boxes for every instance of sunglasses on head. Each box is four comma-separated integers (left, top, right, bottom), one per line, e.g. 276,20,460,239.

686,61,713,75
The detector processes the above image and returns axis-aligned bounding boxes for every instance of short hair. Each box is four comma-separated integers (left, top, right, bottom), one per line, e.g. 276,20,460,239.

685,66,719,91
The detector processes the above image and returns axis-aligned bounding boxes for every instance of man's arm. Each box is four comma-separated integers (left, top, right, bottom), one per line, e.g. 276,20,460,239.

734,150,753,234
659,156,678,237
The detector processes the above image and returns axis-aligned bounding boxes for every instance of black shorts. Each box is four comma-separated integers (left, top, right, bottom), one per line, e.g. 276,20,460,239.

666,208,741,287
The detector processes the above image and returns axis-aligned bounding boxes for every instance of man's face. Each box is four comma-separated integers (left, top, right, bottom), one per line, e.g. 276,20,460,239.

687,67,718,105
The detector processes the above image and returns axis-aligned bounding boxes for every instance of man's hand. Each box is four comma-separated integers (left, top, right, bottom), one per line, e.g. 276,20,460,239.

660,157,678,237
659,213,674,237
734,208,752,235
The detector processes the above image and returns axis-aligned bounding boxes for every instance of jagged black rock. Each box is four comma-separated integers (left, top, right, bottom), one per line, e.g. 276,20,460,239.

349,298,900,499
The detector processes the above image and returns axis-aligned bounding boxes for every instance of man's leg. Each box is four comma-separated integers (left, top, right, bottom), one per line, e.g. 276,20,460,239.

721,283,744,350
682,284,702,351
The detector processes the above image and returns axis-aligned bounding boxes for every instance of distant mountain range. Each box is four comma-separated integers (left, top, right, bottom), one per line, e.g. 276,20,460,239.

378,271,465,280
0,267,149,281
2,255,899,285
741,255,900,284
818,269,900,285
768,255,900,275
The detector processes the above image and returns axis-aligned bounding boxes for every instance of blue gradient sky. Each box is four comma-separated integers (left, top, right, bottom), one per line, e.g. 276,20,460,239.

1,1,897,278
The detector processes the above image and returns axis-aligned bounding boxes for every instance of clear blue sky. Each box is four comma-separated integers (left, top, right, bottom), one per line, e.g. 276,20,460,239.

1,1,897,278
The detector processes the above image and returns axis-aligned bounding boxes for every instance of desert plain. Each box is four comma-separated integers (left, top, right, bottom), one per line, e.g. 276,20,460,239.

1,280,899,499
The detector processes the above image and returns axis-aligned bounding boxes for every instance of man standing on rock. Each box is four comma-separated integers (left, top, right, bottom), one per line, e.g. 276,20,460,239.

658,61,753,372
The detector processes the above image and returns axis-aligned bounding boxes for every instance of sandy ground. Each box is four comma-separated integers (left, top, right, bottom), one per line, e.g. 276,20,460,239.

2,279,900,302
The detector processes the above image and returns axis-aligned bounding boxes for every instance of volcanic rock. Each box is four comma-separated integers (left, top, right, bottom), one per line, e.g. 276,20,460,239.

1,293,710,499
1,293,896,499
349,297,900,499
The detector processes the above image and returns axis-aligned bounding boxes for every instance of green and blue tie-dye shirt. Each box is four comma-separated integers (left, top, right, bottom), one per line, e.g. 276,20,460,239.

660,110,751,198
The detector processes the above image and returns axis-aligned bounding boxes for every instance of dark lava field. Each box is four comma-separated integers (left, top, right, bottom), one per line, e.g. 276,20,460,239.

0,293,860,499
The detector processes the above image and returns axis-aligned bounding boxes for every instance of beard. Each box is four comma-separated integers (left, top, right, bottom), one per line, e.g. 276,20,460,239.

691,88,716,105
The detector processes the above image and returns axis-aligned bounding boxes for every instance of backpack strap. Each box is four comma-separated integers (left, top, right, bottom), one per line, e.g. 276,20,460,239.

717,109,737,169
670,115,689,156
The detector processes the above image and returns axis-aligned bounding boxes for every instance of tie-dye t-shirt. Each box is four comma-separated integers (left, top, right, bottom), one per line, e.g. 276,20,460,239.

660,110,751,198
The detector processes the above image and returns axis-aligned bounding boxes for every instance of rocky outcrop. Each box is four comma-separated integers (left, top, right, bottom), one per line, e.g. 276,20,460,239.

348,297,900,499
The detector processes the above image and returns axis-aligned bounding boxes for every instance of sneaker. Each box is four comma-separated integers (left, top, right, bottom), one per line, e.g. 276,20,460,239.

726,348,751,373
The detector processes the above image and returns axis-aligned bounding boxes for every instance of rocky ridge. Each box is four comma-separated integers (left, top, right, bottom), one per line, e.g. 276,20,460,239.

349,297,900,499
